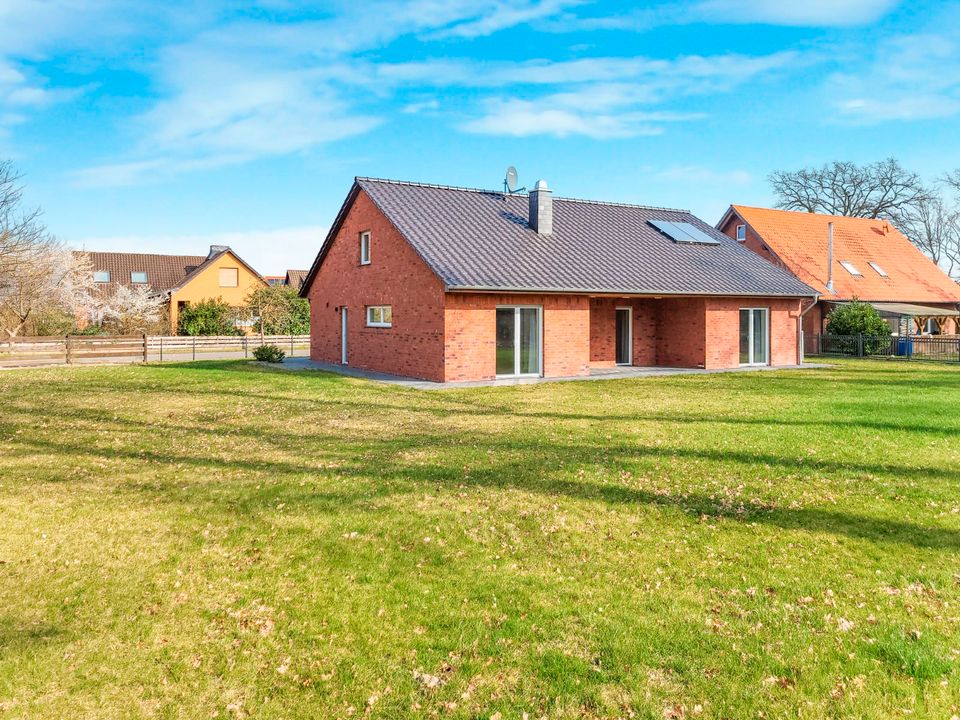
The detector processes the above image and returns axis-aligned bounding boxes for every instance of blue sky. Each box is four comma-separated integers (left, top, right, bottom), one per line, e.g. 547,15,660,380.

2,0,960,273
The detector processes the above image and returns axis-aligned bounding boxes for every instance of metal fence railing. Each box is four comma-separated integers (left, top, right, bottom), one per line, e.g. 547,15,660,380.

804,334,960,363
0,334,311,368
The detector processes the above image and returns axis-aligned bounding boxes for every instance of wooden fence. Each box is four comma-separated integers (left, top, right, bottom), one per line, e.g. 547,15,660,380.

0,335,311,368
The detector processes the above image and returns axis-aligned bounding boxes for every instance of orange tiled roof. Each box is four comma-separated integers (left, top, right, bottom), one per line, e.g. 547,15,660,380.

730,206,960,303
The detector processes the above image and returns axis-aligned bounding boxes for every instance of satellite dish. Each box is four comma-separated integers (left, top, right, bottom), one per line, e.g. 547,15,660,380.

505,166,518,193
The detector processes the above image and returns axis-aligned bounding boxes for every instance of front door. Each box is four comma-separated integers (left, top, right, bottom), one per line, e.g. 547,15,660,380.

615,307,632,365
340,307,348,364
496,306,542,377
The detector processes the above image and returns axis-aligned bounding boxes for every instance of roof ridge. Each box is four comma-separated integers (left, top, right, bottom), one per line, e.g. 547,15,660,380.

734,204,895,224
357,176,689,213
75,250,208,259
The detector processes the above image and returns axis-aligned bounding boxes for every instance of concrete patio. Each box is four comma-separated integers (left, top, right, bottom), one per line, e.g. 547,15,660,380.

276,358,828,389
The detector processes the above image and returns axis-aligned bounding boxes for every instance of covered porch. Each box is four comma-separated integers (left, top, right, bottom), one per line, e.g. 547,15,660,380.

586,296,798,371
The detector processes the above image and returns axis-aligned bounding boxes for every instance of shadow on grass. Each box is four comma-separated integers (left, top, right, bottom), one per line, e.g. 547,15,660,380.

9,426,960,552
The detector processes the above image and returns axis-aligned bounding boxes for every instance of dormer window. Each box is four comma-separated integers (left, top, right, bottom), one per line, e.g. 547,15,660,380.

868,261,888,277
360,231,371,265
131,271,148,283
93,270,110,283
839,261,862,277
736,224,746,241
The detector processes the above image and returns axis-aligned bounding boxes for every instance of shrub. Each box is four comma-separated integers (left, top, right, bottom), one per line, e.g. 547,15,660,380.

252,344,285,363
826,300,890,336
178,298,242,336
246,285,310,335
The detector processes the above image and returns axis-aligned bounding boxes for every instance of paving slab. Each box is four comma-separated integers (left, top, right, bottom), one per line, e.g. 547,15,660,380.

276,358,830,390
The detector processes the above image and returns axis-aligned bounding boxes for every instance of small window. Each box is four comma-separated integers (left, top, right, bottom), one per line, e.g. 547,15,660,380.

131,271,148,283
736,224,746,241
868,261,889,277
839,261,862,277
218,267,239,287
360,231,371,265
93,270,110,283
366,305,392,327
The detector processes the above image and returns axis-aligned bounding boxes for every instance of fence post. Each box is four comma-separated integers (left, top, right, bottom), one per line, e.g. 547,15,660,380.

192,336,196,361
290,334,294,356
244,336,248,357
142,333,148,363
159,337,163,363
857,334,864,358
65,334,71,365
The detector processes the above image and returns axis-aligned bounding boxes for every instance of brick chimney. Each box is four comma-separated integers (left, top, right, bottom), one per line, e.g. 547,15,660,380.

528,179,553,236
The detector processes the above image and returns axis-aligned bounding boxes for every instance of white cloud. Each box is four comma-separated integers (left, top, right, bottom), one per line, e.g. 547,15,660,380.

826,32,960,123
694,0,899,27
69,225,326,276
425,0,583,39
463,98,687,138
459,51,793,137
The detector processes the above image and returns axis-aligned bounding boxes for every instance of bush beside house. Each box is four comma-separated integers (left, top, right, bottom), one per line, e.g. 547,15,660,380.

826,300,890,336
177,298,242,336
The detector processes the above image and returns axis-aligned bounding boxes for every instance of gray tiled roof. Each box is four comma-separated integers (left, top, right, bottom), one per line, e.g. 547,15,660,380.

306,178,818,298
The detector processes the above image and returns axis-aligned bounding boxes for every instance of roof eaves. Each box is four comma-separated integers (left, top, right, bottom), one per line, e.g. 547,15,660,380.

170,248,266,294
300,182,362,297
446,284,819,299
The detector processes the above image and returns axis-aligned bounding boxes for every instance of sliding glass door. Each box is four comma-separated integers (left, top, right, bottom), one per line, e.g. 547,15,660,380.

495,306,542,377
739,308,769,365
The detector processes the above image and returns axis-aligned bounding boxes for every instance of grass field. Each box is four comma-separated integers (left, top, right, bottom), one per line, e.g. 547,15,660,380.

1,360,958,719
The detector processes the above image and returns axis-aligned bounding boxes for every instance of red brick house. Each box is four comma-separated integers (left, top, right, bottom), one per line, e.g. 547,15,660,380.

300,178,817,383
717,206,960,336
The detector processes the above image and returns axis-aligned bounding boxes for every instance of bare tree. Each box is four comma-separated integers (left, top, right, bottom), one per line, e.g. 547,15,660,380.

900,194,960,279
0,161,48,291
768,158,932,227
0,244,97,338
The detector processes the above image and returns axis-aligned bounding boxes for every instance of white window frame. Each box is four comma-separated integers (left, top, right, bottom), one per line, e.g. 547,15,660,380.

366,305,392,328
736,224,746,242
130,271,148,284
868,261,889,277
839,260,863,277
615,306,633,366
740,307,770,367
495,305,543,379
93,270,110,283
360,231,371,265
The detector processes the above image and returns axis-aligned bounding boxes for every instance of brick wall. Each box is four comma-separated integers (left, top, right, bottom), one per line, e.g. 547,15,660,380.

804,303,823,336
444,293,590,381
655,298,708,367
306,190,446,382
589,298,657,367
703,297,801,368
719,215,789,271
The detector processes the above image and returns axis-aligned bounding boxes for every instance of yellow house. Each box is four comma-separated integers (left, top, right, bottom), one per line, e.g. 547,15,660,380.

167,246,267,334
83,245,267,334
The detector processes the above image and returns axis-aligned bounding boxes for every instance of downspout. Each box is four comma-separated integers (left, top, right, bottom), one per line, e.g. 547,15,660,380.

797,297,819,365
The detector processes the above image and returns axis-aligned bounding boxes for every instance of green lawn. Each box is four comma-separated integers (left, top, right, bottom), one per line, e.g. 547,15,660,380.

1,360,958,719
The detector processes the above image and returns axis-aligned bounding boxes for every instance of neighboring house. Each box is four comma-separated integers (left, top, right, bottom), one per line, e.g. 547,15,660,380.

83,245,266,334
284,269,308,289
300,178,817,383
717,206,960,336
264,276,286,286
